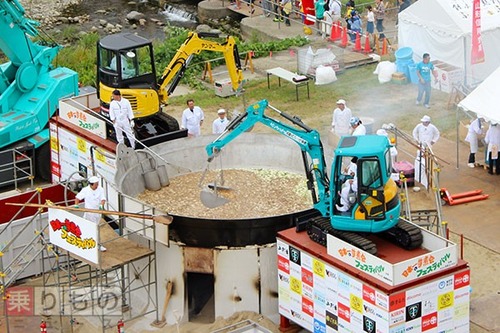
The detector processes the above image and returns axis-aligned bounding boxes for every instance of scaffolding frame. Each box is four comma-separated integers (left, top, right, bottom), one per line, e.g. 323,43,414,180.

0,183,161,332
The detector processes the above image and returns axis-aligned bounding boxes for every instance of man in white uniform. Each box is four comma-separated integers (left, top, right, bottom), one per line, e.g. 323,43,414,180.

212,109,230,134
109,89,136,149
350,117,366,136
181,99,204,137
336,178,357,213
412,115,440,188
330,99,352,146
75,176,107,251
465,117,483,168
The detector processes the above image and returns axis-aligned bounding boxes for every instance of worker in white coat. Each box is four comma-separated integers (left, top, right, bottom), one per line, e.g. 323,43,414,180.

465,117,483,168
181,99,204,137
350,117,366,136
75,176,107,251
109,89,136,149
212,109,230,134
412,115,439,189
336,177,357,213
332,99,352,137
412,115,440,147
484,123,500,175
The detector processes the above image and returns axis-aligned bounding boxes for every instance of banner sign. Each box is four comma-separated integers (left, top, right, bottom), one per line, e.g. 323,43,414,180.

48,208,99,264
471,0,485,64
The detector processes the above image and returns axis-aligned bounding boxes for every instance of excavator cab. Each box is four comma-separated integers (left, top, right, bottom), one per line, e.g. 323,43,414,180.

331,135,400,233
97,33,159,120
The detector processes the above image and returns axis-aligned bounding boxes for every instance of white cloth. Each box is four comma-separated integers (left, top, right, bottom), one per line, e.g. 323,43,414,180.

484,124,500,159
109,97,135,148
212,117,229,134
181,106,204,137
345,161,357,177
352,124,366,136
465,118,483,154
412,123,440,146
332,107,352,136
336,179,358,212
76,185,106,223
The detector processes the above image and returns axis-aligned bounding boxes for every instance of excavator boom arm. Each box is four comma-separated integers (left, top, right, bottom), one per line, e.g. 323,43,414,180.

157,32,243,104
205,99,331,215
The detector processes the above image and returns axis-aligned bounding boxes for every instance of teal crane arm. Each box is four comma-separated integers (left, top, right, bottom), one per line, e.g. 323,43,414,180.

205,99,331,216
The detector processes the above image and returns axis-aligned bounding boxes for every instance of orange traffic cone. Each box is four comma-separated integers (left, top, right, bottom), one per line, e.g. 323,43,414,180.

340,27,348,48
328,23,336,41
363,34,371,53
381,37,388,55
354,32,362,52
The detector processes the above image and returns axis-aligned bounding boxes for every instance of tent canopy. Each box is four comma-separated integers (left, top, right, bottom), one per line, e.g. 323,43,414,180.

458,65,500,125
398,0,500,82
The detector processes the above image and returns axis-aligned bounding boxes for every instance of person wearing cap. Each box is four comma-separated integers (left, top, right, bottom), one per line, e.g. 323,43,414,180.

412,115,440,147
212,109,230,134
75,176,107,251
181,99,205,137
109,89,136,149
350,116,366,136
415,53,438,109
331,99,352,139
75,176,106,224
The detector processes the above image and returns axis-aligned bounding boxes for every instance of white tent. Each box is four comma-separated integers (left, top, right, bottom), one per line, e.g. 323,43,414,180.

398,0,500,84
458,65,500,125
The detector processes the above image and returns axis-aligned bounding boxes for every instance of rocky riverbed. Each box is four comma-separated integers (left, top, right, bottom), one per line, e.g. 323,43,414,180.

20,0,199,40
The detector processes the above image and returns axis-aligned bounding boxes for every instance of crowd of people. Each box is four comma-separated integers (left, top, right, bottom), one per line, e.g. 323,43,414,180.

230,0,414,42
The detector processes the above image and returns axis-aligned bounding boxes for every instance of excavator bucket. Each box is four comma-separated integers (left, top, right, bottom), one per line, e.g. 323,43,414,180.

200,187,229,208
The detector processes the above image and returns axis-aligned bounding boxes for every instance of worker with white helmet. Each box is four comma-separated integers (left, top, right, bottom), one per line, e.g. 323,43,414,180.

350,116,366,136
412,115,440,147
212,109,230,134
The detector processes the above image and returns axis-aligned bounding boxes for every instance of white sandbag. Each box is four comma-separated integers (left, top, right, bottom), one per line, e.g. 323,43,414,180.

315,65,337,85
373,61,396,84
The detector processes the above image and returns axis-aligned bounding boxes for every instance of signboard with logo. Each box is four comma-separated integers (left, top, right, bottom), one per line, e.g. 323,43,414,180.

48,208,99,264
278,237,470,333
327,227,458,286
58,94,106,139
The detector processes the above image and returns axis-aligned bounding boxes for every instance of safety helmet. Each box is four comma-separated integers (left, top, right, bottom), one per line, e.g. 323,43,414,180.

350,117,360,126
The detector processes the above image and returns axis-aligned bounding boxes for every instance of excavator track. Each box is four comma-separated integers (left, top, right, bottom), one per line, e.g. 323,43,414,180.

380,220,424,250
307,216,378,255
305,217,424,256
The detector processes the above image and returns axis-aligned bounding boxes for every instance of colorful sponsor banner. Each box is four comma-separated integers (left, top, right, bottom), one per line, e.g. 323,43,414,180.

48,208,99,264
278,238,470,333
471,0,485,64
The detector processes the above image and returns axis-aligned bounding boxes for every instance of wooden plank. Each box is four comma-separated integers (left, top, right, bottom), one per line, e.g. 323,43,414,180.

70,222,154,271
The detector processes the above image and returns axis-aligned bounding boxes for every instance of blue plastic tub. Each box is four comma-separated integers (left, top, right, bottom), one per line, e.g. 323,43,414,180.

408,64,418,84
395,47,413,61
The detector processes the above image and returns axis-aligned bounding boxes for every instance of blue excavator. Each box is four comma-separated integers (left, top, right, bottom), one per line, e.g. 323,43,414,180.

204,100,423,255
0,0,79,186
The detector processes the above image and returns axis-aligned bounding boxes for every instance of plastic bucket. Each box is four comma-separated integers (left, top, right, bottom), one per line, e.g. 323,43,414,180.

157,165,170,187
395,47,413,62
408,64,418,84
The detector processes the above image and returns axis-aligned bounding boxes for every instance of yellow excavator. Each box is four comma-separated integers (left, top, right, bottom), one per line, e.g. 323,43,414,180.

97,31,244,146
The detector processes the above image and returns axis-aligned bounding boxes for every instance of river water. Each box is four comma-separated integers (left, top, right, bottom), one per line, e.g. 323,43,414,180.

61,0,199,40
